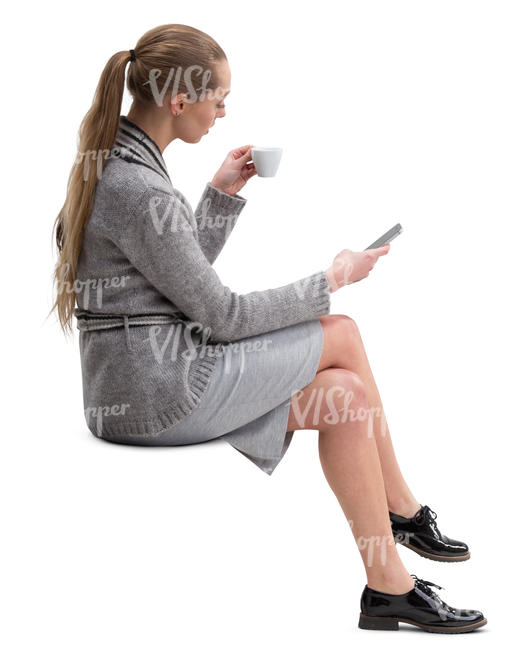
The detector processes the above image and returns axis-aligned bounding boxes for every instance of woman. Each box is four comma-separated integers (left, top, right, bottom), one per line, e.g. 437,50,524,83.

51,24,487,633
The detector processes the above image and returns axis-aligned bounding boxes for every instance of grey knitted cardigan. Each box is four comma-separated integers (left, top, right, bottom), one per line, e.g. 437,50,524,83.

74,116,331,439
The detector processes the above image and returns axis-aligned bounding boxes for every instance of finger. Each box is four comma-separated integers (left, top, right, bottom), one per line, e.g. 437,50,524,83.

372,244,390,256
232,144,254,159
242,163,258,179
232,149,253,163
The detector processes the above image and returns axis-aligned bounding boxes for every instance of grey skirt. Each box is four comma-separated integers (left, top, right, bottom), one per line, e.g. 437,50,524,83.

112,318,324,475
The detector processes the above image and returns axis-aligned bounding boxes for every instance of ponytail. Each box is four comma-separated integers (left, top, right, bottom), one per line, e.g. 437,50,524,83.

50,50,130,334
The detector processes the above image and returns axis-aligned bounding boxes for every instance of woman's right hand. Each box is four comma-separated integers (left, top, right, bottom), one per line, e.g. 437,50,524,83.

325,245,390,293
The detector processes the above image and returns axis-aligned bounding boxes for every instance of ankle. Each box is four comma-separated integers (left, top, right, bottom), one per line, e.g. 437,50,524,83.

387,496,421,519
364,548,415,595
367,571,415,595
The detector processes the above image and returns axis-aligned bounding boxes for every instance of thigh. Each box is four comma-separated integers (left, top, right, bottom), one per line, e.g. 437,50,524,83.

154,318,325,445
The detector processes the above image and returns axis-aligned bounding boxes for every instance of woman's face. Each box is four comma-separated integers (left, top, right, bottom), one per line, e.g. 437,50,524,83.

173,58,231,143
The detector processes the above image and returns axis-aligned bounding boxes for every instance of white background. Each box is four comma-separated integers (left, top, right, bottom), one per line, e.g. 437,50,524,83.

2,0,528,647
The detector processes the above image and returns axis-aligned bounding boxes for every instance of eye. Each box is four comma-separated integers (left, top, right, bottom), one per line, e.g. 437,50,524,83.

217,104,225,109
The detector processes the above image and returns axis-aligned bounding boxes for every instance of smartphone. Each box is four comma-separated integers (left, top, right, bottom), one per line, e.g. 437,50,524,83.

364,223,403,250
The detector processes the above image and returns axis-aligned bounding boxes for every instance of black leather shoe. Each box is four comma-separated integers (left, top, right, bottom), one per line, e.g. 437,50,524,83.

358,575,487,633
389,504,470,562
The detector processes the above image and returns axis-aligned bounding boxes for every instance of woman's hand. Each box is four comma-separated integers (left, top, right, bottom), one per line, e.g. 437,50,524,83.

210,144,257,196
325,245,390,293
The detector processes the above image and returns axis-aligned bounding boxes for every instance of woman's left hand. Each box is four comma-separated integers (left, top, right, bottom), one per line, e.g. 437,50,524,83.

210,145,257,196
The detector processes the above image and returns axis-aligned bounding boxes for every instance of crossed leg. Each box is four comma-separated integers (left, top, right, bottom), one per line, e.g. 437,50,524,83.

317,314,420,516
286,314,419,593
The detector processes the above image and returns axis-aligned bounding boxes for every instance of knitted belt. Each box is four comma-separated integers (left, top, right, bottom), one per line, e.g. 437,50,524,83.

74,308,187,331
74,309,191,353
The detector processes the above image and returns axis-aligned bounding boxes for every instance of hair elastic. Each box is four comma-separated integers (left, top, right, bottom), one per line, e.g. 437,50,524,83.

129,49,136,62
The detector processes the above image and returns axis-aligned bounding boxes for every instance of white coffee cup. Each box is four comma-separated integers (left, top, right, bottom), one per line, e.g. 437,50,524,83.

250,147,283,177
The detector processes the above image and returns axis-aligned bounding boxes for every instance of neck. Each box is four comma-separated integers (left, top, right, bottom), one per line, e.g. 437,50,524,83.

125,104,175,153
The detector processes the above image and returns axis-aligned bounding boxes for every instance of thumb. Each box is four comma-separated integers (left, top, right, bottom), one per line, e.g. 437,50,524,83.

376,244,391,255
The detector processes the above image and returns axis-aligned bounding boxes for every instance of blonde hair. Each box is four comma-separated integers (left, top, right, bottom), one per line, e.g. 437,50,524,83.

51,24,227,333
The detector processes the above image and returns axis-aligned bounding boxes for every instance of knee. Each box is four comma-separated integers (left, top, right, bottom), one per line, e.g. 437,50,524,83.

326,313,360,344
335,368,368,405
322,315,361,365
320,368,369,428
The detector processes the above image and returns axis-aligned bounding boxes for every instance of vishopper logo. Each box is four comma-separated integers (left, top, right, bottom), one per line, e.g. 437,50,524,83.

393,532,413,546
218,337,273,375
143,64,228,107
354,533,397,567
75,146,121,182
147,321,273,366
408,578,459,620
147,321,217,364
147,194,191,235
327,253,356,293
147,193,240,237
435,604,471,622
292,275,333,301
146,321,273,394
195,196,239,237
289,384,383,430
57,263,130,309
85,403,131,437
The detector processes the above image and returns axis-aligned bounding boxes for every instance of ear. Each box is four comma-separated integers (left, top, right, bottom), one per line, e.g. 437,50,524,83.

170,92,188,116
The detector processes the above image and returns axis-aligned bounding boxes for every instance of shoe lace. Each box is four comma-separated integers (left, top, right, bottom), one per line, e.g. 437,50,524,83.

410,574,443,592
410,574,448,606
414,504,438,527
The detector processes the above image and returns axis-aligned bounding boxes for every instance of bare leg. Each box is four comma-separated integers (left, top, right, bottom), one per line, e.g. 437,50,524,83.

316,314,421,517
286,365,414,594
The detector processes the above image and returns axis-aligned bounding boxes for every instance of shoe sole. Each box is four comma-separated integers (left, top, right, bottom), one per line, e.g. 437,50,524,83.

358,613,487,633
398,541,471,562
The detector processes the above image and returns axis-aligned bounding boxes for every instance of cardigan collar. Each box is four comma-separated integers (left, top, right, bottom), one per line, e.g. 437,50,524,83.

115,115,172,184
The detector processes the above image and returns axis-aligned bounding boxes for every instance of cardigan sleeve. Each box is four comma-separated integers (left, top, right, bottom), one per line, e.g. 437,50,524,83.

115,186,331,343
192,182,247,265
